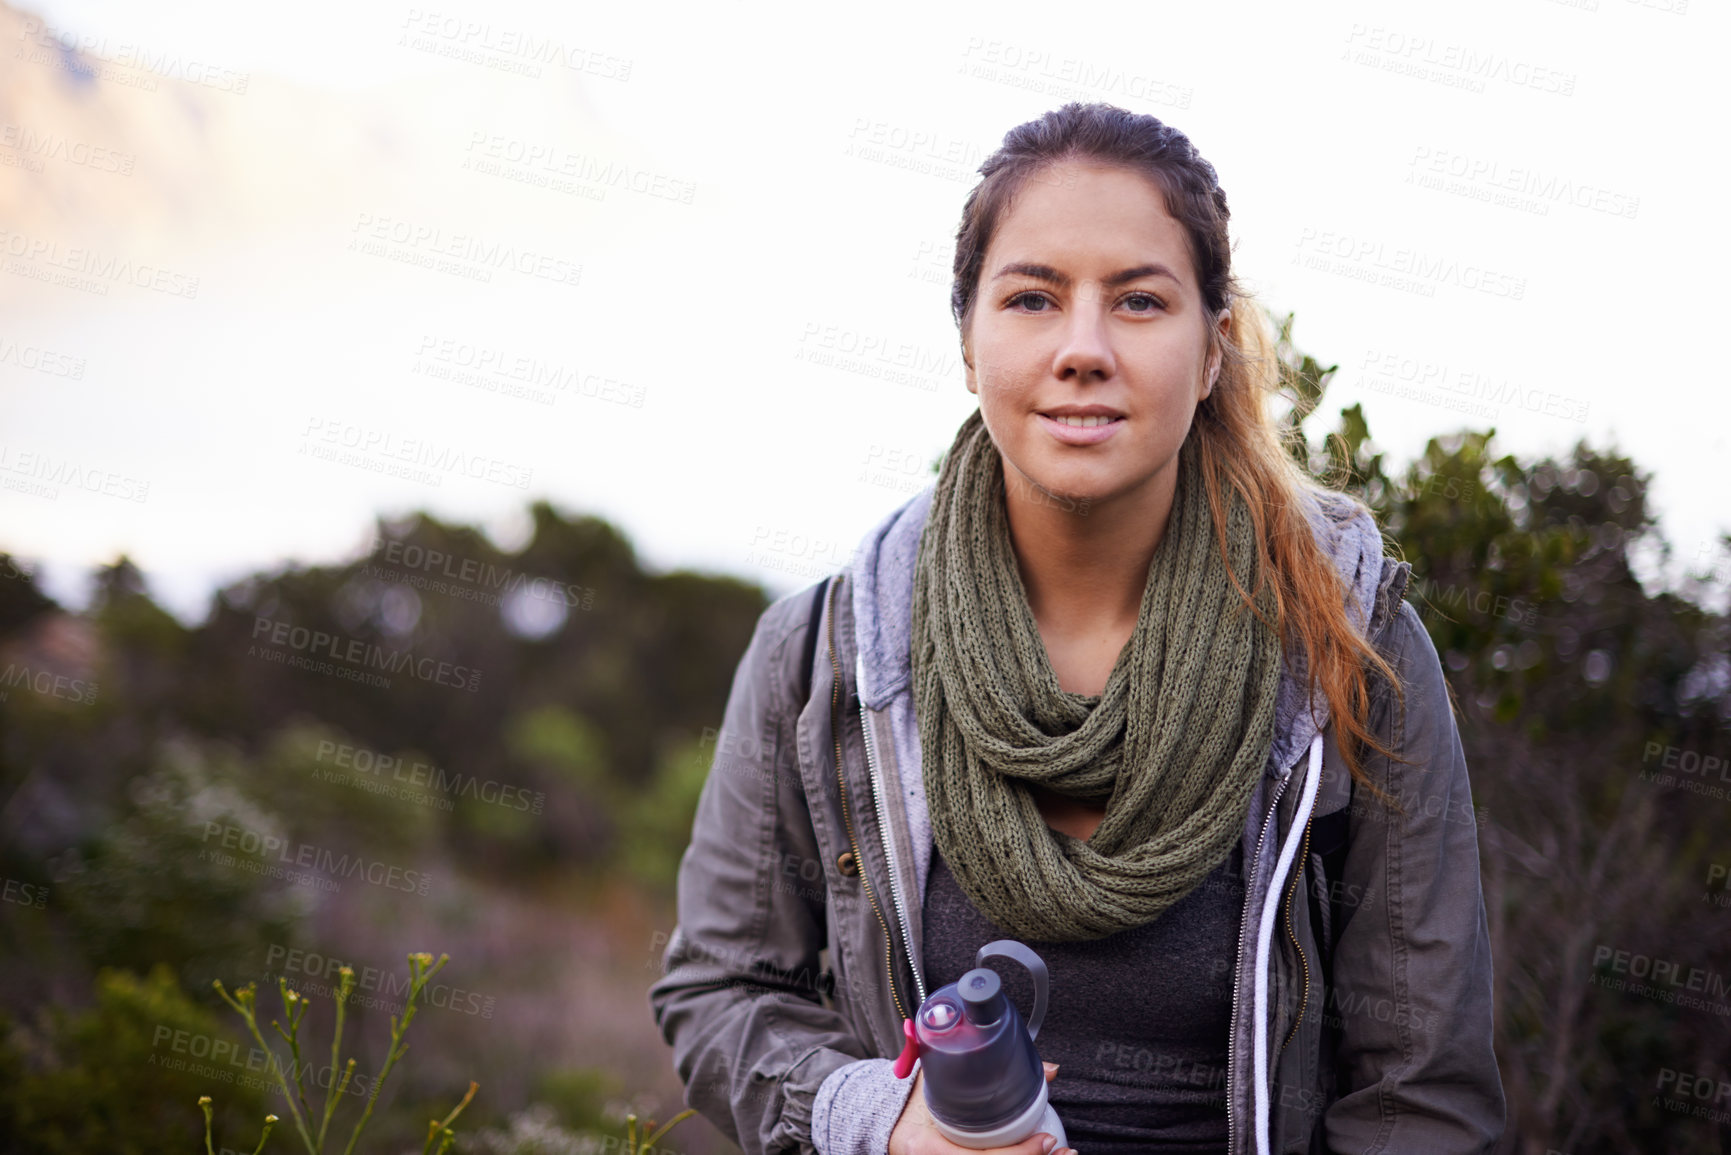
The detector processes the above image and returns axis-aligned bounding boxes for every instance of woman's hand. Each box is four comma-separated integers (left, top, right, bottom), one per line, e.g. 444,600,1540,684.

888,1062,1074,1155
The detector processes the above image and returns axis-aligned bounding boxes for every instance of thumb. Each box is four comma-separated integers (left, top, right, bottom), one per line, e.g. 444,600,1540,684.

1042,1061,1060,1083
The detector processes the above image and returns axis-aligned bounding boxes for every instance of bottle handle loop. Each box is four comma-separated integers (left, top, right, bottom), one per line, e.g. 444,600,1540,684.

973,940,1048,1041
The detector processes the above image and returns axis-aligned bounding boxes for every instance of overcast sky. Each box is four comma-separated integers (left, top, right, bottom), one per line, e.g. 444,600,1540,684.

4,0,1726,622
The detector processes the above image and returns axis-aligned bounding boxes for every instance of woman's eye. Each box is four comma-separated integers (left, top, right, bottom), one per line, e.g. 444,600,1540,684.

1008,292,1051,312
1123,293,1164,313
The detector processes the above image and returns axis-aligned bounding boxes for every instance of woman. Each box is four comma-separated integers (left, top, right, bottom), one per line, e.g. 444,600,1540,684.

650,102,1504,1155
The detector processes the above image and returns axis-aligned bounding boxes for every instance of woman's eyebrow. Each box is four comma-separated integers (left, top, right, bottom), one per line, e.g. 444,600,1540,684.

992,261,1181,288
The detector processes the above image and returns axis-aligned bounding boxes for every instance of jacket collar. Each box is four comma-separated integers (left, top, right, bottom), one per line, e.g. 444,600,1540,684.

848,475,1390,780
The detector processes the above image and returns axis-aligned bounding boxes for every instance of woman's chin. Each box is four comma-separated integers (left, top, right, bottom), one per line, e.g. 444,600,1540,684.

1002,467,1105,514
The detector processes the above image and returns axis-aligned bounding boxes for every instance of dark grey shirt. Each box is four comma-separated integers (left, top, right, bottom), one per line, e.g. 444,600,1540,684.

921,840,1243,1154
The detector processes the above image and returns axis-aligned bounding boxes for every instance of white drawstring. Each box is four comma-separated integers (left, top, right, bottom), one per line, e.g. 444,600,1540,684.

1252,731,1324,1155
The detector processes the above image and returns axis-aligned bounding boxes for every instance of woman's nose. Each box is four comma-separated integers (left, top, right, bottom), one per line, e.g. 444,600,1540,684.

1053,300,1114,382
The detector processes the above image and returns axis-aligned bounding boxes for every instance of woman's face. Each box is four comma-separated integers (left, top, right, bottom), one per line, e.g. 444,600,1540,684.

964,160,1227,513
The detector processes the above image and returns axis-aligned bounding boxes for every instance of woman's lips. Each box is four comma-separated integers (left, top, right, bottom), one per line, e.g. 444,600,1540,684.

1037,413,1125,446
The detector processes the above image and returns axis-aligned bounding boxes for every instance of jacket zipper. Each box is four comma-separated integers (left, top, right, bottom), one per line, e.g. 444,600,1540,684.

1227,770,1291,1155
825,579,912,1026
858,654,927,1006
1275,814,1316,1062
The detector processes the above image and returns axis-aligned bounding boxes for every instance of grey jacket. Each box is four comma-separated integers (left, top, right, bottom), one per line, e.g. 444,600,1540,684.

649,481,1504,1155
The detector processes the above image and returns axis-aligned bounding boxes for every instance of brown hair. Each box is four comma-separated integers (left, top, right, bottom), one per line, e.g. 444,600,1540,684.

950,101,1408,792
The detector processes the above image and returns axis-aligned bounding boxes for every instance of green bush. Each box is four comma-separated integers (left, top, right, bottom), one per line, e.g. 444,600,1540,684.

54,742,302,994
530,1066,622,1132
0,964,269,1154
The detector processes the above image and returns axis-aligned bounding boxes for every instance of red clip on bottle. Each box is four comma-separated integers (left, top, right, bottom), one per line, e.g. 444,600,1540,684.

894,940,1068,1151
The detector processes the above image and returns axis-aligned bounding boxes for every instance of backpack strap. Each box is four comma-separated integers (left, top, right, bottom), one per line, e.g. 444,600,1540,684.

797,575,833,698
1313,803,1352,904
1306,775,1354,978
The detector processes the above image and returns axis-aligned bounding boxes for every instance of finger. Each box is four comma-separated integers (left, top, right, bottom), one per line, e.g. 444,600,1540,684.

1042,1061,1060,1082
997,1130,1060,1155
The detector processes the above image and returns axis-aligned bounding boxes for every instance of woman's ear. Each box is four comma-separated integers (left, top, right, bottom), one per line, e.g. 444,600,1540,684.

1203,307,1231,396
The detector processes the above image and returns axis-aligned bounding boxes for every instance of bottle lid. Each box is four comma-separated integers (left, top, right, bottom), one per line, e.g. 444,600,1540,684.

912,966,1042,1131
958,968,1005,1027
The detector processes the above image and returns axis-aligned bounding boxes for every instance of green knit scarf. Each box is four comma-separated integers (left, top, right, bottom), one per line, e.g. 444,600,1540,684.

910,408,1283,942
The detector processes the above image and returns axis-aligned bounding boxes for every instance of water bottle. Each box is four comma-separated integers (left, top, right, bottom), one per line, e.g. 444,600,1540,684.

893,940,1068,1151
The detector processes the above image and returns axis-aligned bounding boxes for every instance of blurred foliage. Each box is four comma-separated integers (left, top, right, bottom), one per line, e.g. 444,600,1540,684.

50,741,305,995
1265,311,1731,1152
0,500,764,1150
531,1066,624,1132
0,965,268,1154
464,1068,698,1155
612,736,715,896
1,329,1729,1152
